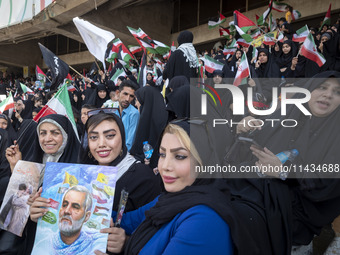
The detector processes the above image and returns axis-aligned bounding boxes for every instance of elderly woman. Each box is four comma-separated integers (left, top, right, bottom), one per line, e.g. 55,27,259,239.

1,114,80,254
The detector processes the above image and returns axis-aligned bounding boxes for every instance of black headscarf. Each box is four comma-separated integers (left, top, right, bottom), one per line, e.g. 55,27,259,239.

177,30,193,46
227,71,340,254
79,112,127,167
86,83,109,108
21,115,80,164
125,120,259,255
0,113,17,143
166,85,190,119
130,86,168,161
275,40,298,69
255,48,280,78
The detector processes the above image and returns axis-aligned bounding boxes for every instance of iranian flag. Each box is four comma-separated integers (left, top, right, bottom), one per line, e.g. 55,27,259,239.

277,31,284,42
111,68,127,85
264,32,276,45
235,25,253,43
204,55,224,73
128,45,142,55
292,10,301,21
33,84,79,140
292,25,309,42
234,10,256,34
233,53,250,86
223,45,237,56
300,33,326,67
251,29,262,39
320,4,331,30
20,83,34,94
208,13,227,29
236,38,251,48
0,92,14,113
272,1,287,12
127,26,149,39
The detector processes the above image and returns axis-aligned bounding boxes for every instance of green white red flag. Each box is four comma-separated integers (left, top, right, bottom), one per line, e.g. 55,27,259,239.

233,53,250,86
272,1,287,12
34,84,79,140
0,92,14,113
64,74,76,92
204,55,224,73
300,33,326,67
292,25,309,42
128,45,142,55
20,83,34,94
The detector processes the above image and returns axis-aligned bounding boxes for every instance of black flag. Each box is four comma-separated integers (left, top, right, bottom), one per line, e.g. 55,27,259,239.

38,43,69,90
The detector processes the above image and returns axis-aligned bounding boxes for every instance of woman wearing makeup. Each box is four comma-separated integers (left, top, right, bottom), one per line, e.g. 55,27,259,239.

1,114,80,254
30,110,161,254
95,119,257,255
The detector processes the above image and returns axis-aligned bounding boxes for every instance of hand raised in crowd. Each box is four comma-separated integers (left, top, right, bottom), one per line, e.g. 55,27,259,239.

15,112,23,123
98,218,127,254
5,140,22,171
248,78,256,87
29,187,51,223
318,42,324,53
291,57,298,70
251,146,282,178
255,60,261,69
236,116,262,134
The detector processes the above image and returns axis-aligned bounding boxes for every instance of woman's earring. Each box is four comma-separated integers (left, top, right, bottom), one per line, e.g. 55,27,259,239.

120,149,123,156
88,151,93,159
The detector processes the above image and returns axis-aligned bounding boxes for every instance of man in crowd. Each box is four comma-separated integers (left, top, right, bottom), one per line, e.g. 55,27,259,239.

116,80,139,151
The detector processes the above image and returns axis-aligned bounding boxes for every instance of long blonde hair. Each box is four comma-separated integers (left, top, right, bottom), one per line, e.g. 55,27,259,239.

163,123,202,167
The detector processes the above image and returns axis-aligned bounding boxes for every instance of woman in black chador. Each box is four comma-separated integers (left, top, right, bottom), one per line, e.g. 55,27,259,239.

226,71,340,254
163,31,198,82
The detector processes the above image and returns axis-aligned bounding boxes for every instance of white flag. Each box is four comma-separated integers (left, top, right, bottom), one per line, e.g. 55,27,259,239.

73,17,115,70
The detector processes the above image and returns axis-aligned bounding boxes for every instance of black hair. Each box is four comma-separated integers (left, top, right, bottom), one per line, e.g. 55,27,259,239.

119,79,138,92
19,183,27,190
81,104,96,110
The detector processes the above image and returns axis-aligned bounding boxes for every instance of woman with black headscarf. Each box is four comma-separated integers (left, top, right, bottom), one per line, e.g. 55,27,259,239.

103,119,259,255
130,86,168,163
163,31,198,82
86,83,109,108
1,114,80,254
274,40,298,77
29,111,161,254
226,71,340,255
0,114,17,143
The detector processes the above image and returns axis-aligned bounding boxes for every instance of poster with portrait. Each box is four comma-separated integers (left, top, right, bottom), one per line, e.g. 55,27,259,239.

31,162,118,255
0,160,44,236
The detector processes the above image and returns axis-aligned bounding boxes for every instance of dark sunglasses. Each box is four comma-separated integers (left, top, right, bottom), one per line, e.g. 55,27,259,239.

170,117,207,126
87,108,119,118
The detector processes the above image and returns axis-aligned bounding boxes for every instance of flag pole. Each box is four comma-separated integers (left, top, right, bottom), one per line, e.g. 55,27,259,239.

15,119,35,143
94,59,102,71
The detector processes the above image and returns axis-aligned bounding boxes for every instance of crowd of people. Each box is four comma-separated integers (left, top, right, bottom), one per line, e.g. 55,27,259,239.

0,8,339,255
